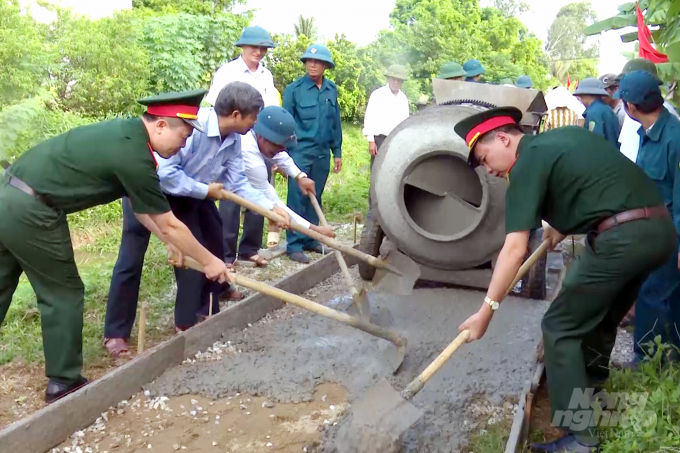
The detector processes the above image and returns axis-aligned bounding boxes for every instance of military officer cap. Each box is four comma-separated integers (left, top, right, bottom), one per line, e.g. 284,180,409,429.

253,105,297,149
463,59,485,77
137,89,207,133
616,70,663,106
437,62,467,79
515,75,533,88
572,78,609,97
301,44,335,69
235,26,275,48
454,106,523,168
385,64,408,80
617,58,662,84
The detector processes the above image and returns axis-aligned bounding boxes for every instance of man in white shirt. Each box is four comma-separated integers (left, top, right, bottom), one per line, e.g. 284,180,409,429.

206,26,278,107
242,105,334,239
362,64,410,209
206,26,283,266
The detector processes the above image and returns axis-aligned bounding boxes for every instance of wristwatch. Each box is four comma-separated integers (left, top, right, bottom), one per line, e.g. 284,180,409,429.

484,296,500,311
295,172,307,180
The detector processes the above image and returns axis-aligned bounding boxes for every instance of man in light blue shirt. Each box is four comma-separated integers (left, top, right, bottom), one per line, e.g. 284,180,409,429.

104,82,290,356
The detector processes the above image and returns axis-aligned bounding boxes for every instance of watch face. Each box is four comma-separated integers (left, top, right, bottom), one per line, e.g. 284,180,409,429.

492,302,499,310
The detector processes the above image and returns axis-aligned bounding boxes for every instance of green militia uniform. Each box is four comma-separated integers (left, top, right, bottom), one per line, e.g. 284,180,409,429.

505,126,675,442
0,118,170,389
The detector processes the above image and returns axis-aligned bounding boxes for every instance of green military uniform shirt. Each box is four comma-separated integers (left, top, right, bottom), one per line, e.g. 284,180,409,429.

9,118,170,215
583,98,621,150
505,126,664,235
282,74,342,160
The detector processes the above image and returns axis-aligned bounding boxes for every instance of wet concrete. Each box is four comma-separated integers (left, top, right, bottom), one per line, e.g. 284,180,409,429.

146,286,548,452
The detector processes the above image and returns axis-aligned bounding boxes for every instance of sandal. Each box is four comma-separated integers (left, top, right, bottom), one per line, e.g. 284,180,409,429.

104,338,130,358
248,254,268,267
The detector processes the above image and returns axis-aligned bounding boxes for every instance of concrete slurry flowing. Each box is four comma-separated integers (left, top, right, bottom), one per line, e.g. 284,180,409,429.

146,283,548,452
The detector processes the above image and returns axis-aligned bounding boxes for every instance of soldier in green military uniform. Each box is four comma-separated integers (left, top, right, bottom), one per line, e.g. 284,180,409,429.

463,59,485,82
0,90,233,403
282,44,343,263
573,78,621,150
454,107,675,452
436,62,468,80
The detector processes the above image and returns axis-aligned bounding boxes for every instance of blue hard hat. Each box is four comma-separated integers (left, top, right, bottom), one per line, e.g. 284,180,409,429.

616,70,663,105
253,106,297,149
235,26,275,48
572,78,609,97
301,44,335,69
515,75,533,88
463,59,485,77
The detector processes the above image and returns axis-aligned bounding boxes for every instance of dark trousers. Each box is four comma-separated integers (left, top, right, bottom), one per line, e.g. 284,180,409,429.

368,134,387,213
105,197,224,337
104,197,150,339
286,153,330,253
219,161,272,263
633,245,680,362
166,195,223,329
541,217,675,441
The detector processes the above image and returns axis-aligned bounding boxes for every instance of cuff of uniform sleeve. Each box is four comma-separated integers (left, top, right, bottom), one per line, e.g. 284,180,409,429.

366,135,375,142
333,149,342,158
194,183,209,199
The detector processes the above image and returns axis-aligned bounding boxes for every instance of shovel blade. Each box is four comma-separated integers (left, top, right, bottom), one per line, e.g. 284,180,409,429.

351,288,372,323
372,242,420,296
334,378,423,453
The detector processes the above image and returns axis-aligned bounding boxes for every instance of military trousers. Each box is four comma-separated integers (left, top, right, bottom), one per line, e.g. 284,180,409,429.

633,245,680,362
0,180,85,382
167,195,222,329
286,153,330,253
542,216,675,441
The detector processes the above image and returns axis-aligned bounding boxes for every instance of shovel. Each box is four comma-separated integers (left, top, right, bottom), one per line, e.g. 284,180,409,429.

308,193,372,322
173,255,408,372
337,238,552,451
218,190,418,295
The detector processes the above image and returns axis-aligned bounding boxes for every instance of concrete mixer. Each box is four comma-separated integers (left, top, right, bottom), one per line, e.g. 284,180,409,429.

359,79,550,299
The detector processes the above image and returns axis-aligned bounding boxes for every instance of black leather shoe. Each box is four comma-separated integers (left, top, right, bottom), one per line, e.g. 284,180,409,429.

288,251,310,263
45,376,89,404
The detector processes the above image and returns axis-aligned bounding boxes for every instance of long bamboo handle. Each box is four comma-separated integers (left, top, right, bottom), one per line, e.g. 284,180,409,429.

308,194,359,297
179,256,406,348
401,238,552,400
219,190,402,276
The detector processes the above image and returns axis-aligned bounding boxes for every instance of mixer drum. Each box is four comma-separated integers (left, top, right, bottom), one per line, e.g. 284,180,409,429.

369,104,508,270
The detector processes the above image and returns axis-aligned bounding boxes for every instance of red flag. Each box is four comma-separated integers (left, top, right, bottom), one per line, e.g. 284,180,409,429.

566,74,571,89
636,1,668,63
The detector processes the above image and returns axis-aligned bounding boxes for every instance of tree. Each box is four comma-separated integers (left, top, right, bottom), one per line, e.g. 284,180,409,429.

132,0,246,15
493,0,529,17
545,2,600,83
294,15,317,40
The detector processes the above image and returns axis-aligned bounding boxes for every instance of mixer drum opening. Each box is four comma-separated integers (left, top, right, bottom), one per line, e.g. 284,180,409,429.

403,153,483,238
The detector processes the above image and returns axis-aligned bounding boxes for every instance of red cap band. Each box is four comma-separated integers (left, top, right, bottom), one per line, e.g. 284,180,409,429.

465,116,517,149
146,104,200,119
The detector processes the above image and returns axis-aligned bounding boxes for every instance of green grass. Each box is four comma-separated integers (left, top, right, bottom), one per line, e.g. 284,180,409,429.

0,122,371,368
464,422,513,452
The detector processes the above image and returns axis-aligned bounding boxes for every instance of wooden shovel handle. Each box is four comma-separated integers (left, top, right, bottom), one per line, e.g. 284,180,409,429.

308,194,358,296
401,238,552,400
177,256,407,348
219,190,401,275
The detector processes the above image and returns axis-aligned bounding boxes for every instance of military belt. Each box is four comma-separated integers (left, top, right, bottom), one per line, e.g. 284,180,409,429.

597,206,669,234
1,160,56,208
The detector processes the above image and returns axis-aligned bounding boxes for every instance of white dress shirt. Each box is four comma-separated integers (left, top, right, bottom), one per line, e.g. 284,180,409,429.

206,56,278,107
240,131,312,228
362,84,410,142
618,101,679,162
154,108,274,211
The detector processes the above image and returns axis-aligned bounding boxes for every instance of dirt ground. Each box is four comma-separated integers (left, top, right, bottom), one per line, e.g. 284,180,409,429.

53,382,350,453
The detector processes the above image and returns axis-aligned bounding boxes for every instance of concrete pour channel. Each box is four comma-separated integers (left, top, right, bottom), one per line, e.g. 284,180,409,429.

0,251,557,453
